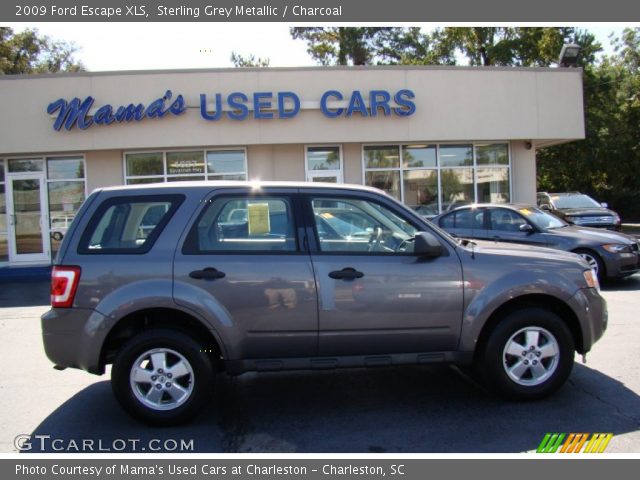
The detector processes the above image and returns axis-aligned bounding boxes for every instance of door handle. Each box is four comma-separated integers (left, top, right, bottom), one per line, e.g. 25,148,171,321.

189,267,226,280
328,267,364,280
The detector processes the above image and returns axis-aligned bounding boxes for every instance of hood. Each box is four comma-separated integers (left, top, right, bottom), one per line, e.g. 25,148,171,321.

466,239,584,263
547,225,637,245
558,207,617,218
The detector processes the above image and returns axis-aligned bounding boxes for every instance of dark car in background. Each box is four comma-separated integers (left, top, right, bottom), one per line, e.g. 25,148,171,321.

537,192,621,231
434,204,640,280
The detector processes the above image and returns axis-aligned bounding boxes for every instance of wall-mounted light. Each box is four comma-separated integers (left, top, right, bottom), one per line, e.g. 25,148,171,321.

558,44,581,67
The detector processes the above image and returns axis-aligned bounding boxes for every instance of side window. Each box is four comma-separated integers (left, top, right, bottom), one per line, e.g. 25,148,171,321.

439,213,455,229
79,195,183,254
311,197,417,254
185,196,297,253
453,209,484,229
489,209,527,232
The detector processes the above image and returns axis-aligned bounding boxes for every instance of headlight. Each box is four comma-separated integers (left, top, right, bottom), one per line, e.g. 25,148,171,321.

583,270,600,291
602,243,632,254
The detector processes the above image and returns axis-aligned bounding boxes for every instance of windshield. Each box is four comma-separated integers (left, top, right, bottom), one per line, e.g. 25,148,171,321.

518,207,567,229
552,194,600,209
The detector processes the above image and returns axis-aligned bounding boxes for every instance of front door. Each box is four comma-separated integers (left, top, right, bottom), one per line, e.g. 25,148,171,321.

7,173,50,264
305,192,464,356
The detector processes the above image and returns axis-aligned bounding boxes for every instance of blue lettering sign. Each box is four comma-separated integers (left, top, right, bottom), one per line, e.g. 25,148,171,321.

49,89,415,130
278,92,300,118
47,96,94,131
253,92,273,119
320,90,344,118
346,90,368,117
369,90,392,117
227,92,250,120
47,90,186,131
393,90,416,116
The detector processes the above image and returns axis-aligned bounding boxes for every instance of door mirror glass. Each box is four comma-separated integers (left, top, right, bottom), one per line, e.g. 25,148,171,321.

414,231,443,257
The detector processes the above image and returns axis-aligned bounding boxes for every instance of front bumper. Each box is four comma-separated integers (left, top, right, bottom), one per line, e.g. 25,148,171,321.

41,307,110,375
568,288,608,353
601,250,640,278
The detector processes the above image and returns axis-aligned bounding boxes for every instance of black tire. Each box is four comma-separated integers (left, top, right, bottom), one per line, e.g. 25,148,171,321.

573,249,605,281
477,308,575,400
111,329,215,426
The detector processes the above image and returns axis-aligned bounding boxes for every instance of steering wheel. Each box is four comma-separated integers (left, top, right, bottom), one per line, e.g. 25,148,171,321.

367,227,383,252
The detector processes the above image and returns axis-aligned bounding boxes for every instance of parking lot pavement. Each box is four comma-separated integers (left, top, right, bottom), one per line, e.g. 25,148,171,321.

1,278,639,453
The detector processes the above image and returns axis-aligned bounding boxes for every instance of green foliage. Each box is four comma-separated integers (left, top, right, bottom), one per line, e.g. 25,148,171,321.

539,28,640,220
0,27,84,74
230,52,270,68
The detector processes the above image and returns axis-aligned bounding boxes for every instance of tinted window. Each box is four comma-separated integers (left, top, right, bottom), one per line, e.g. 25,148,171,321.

186,196,297,253
488,209,527,232
79,195,183,254
456,209,484,229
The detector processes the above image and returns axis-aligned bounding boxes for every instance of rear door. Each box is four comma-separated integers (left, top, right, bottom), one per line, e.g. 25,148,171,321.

438,208,489,240
303,191,464,356
173,188,318,359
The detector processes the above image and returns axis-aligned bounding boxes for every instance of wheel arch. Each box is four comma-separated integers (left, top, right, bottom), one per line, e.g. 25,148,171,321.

474,294,584,360
99,307,225,373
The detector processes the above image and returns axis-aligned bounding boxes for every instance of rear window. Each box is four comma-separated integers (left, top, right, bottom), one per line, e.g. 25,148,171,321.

79,195,184,254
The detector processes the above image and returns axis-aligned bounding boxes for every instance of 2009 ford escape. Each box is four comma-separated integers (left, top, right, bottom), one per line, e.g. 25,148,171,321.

41,182,607,425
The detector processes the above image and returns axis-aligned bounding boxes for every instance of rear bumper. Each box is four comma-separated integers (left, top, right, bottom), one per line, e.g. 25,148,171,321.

41,307,109,375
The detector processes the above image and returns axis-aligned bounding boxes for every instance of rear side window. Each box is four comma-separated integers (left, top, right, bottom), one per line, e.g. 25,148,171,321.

79,195,184,254
440,209,484,229
183,196,298,253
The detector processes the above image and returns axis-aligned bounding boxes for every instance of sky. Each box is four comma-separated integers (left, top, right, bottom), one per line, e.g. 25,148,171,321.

4,23,636,71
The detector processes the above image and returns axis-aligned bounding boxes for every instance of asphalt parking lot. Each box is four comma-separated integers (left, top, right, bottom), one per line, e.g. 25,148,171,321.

1,277,639,453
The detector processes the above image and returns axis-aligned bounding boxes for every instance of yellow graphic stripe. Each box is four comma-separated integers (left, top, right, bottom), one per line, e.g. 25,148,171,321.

584,433,614,453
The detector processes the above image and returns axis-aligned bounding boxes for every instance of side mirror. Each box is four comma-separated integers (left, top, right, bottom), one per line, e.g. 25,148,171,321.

600,202,608,208
540,204,550,211
414,231,444,257
519,223,534,234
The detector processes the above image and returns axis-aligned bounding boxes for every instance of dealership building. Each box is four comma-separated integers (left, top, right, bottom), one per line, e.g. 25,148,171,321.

0,65,585,266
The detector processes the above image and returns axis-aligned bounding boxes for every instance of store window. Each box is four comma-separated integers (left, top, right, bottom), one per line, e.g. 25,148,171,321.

306,146,343,183
47,156,87,255
125,149,247,185
363,142,510,213
0,161,7,263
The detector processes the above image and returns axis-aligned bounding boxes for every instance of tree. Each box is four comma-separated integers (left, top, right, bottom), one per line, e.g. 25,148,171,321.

290,27,452,66
538,28,640,220
0,27,84,74
230,52,270,68
432,27,600,67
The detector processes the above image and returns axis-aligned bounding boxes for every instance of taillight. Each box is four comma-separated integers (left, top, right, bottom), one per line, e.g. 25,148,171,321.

51,266,81,308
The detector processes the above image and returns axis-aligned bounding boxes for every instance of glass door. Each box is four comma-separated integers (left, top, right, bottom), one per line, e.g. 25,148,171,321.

7,173,50,264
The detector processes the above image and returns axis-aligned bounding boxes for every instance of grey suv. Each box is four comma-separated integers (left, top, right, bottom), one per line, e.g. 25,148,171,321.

42,182,607,425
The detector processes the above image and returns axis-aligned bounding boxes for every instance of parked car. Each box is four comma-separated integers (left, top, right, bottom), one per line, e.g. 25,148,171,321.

42,182,606,425
433,203,639,280
49,214,75,241
537,192,621,230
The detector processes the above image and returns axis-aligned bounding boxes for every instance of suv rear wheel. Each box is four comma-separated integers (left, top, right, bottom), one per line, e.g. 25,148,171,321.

111,329,214,426
478,308,575,400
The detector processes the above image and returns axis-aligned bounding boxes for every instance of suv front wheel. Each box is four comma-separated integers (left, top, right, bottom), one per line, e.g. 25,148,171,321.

478,308,575,400
111,329,215,426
